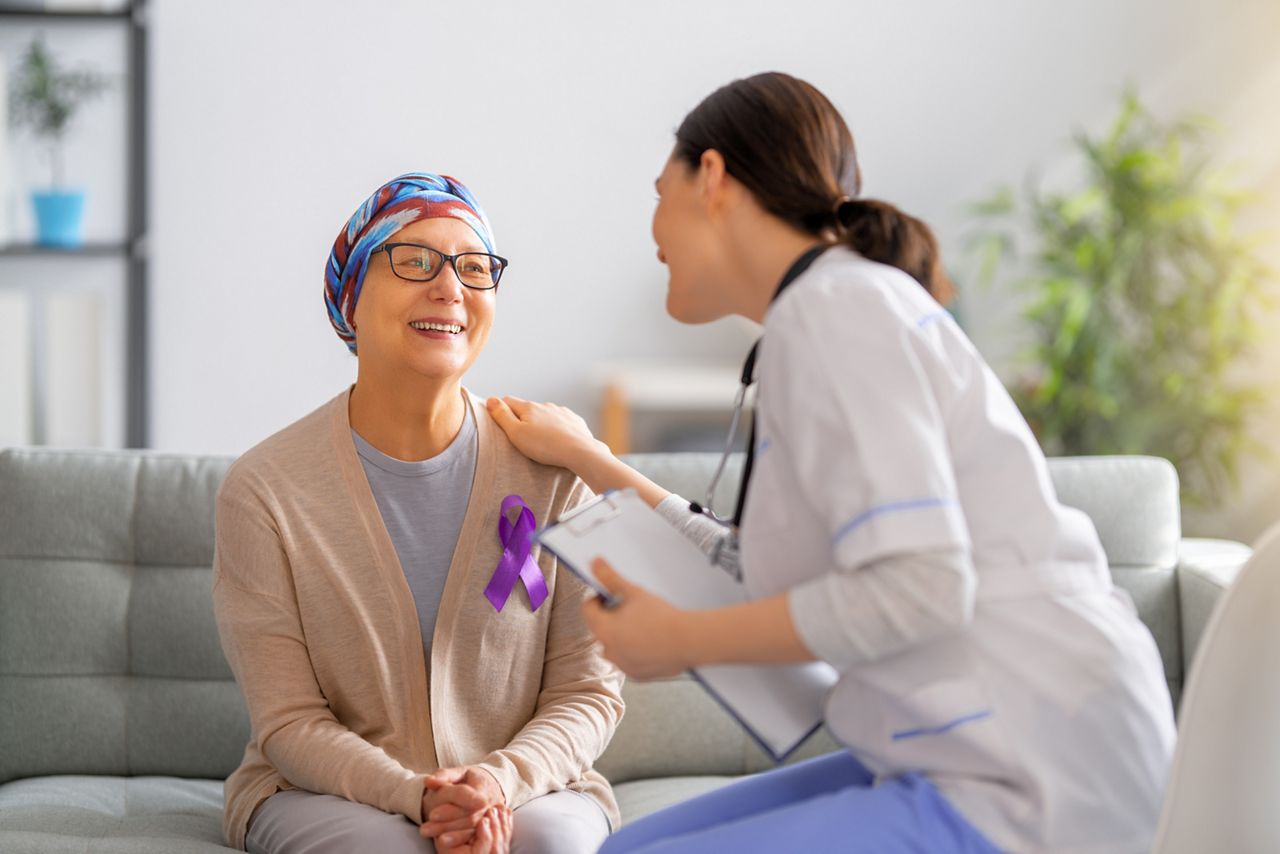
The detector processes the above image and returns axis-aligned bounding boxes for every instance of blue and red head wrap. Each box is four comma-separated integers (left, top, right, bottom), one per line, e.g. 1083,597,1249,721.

324,172,496,354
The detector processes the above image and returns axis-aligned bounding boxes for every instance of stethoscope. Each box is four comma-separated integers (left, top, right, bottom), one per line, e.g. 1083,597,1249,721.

687,243,832,577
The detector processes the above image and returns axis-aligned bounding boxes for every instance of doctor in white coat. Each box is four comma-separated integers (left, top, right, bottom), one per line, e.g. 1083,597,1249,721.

486,71,1175,853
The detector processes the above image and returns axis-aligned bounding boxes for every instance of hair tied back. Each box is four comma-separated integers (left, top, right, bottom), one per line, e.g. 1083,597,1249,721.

833,195,863,230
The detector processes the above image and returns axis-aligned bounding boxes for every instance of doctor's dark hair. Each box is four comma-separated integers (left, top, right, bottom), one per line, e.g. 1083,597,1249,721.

673,72,955,305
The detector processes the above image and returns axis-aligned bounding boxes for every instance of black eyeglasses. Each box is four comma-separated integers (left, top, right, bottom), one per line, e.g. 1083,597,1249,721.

376,242,509,290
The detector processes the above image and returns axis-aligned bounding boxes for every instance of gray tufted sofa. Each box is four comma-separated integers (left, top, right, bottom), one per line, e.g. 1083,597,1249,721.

0,448,1252,853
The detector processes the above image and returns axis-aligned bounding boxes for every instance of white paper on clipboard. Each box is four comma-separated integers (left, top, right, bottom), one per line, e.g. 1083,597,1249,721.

536,488,839,762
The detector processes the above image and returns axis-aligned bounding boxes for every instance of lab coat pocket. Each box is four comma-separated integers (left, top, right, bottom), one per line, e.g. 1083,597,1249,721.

890,678,993,741
880,676,1014,779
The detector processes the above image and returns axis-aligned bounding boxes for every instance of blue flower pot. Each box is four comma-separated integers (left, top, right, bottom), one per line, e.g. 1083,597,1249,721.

32,189,87,247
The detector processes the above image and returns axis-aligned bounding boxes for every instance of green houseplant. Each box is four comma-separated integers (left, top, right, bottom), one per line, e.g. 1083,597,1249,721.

9,36,112,246
969,92,1274,506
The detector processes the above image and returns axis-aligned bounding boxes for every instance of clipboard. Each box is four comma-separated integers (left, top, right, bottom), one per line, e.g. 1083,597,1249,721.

536,488,839,762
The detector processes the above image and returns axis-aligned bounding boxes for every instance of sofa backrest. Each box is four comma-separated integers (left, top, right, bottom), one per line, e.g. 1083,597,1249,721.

0,448,1181,785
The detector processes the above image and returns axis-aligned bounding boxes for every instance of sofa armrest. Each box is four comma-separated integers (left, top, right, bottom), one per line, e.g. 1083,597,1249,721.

1178,537,1252,671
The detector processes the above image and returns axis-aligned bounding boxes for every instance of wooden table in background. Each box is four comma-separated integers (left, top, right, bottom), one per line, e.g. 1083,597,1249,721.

596,361,744,455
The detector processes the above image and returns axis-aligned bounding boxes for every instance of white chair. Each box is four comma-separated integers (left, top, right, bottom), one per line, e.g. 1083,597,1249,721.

1152,521,1280,853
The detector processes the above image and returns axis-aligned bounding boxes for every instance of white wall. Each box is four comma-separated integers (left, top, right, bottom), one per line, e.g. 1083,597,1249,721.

148,0,1280,540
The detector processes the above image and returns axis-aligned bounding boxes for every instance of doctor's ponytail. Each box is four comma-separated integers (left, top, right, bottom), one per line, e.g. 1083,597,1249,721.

833,198,955,305
674,71,955,305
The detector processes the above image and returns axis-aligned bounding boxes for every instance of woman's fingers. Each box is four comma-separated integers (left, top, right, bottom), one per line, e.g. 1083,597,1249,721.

485,806,510,854
438,805,507,853
421,798,480,841
425,765,470,790
421,781,488,843
436,827,475,849
428,803,466,823
473,811,495,854
497,806,513,852
421,813,479,838
431,782,489,812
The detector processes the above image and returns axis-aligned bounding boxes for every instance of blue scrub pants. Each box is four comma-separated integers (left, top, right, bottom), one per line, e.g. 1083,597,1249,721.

599,751,1002,854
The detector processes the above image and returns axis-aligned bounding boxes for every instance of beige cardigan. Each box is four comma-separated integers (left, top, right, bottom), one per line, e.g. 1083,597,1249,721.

211,387,624,850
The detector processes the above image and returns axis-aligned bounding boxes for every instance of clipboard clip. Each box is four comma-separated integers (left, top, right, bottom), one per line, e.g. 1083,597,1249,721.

534,490,633,609
557,489,631,537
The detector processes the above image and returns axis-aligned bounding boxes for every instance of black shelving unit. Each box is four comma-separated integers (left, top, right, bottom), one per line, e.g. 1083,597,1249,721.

0,242,129,257
1,1,148,447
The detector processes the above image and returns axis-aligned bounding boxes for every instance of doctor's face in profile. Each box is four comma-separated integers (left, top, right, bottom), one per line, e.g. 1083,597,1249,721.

652,152,736,325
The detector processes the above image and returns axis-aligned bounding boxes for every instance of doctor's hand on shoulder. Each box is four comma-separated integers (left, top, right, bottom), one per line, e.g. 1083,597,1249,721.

485,395,675,511
485,396,603,470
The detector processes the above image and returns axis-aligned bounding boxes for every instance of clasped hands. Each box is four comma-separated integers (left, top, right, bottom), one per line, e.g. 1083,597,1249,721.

419,766,512,853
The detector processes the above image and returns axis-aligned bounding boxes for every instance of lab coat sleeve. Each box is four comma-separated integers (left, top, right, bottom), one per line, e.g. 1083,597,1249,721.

764,280,972,570
653,492,727,557
788,547,976,669
763,279,976,664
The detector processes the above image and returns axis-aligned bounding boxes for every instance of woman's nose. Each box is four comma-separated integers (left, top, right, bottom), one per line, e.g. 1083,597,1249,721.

427,265,465,301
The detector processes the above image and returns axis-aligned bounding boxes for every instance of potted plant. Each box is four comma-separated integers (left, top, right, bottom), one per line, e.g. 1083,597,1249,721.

967,92,1275,507
9,36,112,247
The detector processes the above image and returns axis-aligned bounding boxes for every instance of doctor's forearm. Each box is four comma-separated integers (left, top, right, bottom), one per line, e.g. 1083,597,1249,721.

680,594,818,666
570,441,671,509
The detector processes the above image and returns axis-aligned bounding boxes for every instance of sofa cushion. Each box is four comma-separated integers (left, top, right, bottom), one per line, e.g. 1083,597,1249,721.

595,676,752,782
0,775,228,852
613,775,738,826
597,673,842,784
1113,565,1182,702
0,449,244,785
1178,538,1254,670
0,771,735,851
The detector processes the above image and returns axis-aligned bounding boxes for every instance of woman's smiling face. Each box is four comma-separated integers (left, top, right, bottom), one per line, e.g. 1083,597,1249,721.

352,217,497,382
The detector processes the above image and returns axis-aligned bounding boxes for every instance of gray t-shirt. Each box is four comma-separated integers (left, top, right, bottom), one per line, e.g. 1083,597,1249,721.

352,403,477,666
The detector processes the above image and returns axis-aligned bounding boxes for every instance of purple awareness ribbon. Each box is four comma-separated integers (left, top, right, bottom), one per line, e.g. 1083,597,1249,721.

483,494,549,612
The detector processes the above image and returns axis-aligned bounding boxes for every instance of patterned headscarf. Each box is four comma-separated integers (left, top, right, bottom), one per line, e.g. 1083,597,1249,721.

324,172,496,354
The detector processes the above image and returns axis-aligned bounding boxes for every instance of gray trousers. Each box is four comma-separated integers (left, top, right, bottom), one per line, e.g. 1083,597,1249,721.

245,787,610,854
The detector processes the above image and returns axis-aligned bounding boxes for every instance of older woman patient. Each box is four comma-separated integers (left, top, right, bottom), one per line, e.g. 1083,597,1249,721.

211,173,623,854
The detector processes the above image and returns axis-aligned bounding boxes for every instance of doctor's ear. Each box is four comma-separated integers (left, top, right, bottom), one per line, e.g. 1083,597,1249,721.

697,149,731,213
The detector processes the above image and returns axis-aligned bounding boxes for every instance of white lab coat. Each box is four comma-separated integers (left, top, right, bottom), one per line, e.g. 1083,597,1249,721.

739,246,1176,853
